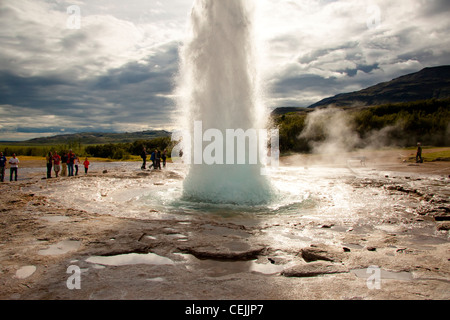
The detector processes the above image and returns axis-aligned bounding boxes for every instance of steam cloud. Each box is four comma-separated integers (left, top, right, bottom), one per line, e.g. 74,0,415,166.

297,106,413,162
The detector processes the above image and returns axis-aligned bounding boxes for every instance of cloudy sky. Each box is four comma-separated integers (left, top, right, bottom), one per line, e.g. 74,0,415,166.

1,0,449,141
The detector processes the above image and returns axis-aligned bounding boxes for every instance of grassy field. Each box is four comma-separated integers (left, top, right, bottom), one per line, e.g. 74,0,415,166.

417,148,450,162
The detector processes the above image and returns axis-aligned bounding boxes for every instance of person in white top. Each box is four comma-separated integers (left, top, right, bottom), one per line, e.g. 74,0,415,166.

9,153,19,181
74,157,80,176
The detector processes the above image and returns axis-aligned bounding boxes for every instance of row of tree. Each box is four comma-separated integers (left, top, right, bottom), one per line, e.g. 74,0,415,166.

0,137,174,160
84,137,173,160
0,142,84,158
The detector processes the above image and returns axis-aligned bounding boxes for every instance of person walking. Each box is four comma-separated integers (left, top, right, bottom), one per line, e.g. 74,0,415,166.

74,156,80,176
416,142,423,163
67,150,75,176
61,152,68,176
9,153,19,181
162,149,167,168
83,157,90,175
0,152,7,182
53,151,61,177
155,149,161,170
141,147,147,170
46,151,53,179
150,149,156,170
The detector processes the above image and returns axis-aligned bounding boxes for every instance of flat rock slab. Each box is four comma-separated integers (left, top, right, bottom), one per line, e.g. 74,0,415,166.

177,244,266,261
282,262,348,278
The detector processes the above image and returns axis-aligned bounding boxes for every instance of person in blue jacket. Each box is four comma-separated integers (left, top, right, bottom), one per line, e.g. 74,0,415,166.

150,150,156,170
0,152,7,182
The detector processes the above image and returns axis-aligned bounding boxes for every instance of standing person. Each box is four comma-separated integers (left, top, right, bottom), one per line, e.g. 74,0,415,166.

67,150,75,176
156,149,161,170
162,149,167,168
53,151,61,178
416,143,423,163
9,153,19,182
150,149,156,170
74,156,80,176
141,147,147,170
46,152,53,179
83,157,90,175
0,152,6,182
61,152,68,176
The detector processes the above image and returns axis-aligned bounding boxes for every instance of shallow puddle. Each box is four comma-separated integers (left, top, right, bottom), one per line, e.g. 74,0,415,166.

38,240,81,256
177,253,285,277
86,252,175,266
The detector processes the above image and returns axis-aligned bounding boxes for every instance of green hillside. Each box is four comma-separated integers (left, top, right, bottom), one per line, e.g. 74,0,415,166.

20,130,171,145
273,98,450,153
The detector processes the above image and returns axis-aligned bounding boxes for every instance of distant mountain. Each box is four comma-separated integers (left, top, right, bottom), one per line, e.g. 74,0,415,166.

270,107,311,116
22,130,171,145
307,65,450,109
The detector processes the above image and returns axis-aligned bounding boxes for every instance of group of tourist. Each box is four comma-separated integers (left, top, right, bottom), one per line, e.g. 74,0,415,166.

46,150,90,179
0,150,91,182
0,152,19,182
141,148,167,170
1,146,170,182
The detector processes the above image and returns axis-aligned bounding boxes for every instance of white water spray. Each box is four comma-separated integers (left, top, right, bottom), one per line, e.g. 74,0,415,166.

175,0,274,205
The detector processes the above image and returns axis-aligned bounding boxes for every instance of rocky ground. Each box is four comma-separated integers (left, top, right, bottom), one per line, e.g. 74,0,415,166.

0,151,448,300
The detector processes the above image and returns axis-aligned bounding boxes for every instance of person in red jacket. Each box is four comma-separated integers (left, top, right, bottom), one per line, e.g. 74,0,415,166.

83,157,90,175
53,151,61,177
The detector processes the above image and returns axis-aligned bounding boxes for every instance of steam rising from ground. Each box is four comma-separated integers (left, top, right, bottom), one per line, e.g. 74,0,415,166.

300,108,361,155
298,106,413,163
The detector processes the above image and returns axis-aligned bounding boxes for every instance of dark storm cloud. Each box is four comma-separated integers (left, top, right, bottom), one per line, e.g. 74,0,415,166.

0,41,180,135
89,42,180,120
340,63,380,77
273,74,338,95
422,0,450,15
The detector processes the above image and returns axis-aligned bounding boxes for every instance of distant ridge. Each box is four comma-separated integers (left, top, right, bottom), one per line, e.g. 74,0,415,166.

20,130,171,145
270,107,311,116
272,65,450,115
308,65,450,109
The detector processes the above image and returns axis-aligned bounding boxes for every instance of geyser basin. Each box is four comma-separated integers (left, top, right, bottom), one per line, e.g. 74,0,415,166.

30,162,442,222
175,0,274,205
182,164,275,205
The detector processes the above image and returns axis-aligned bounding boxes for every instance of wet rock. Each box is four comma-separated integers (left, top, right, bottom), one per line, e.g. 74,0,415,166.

282,262,348,278
436,222,450,231
300,244,346,263
434,208,450,221
177,245,265,261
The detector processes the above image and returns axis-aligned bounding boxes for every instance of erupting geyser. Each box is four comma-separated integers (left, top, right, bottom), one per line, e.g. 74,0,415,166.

175,0,275,205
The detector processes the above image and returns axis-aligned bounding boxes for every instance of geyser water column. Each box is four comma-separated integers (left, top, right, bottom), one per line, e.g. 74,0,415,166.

176,0,274,205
